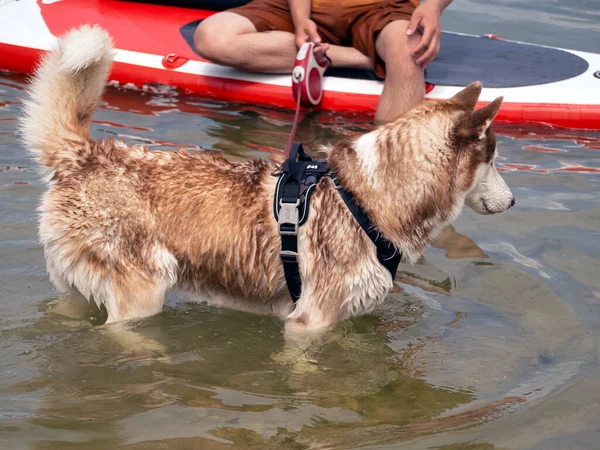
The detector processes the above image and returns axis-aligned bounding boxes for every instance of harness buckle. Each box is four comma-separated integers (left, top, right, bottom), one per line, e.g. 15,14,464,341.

278,199,300,236
280,250,298,263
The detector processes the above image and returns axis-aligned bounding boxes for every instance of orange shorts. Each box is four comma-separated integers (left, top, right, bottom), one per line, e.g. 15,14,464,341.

229,0,418,78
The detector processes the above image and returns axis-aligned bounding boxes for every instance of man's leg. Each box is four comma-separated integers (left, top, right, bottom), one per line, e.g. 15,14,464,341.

327,46,372,71
194,12,372,74
374,20,424,122
194,12,297,73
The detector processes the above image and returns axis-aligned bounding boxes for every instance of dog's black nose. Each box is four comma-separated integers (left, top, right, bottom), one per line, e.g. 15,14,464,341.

510,197,516,208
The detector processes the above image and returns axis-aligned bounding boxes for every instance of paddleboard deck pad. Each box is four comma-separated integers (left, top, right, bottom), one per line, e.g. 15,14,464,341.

1,0,599,129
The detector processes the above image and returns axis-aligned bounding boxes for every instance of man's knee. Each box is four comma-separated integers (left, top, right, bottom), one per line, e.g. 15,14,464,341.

194,22,223,60
194,20,227,62
385,51,422,78
193,12,255,64
376,20,420,67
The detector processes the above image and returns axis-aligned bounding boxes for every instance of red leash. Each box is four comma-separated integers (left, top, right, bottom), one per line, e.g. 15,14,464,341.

283,86,303,157
283,42,328,157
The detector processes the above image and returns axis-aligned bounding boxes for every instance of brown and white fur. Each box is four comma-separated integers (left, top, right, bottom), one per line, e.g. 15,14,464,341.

20,26,514,334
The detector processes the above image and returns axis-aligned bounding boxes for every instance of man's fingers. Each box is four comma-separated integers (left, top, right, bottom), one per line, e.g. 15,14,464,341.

296,28,310,47
406,13,422,36
411,23,434,56
306,22,321,43
313,44,330,65
417,34,440,67
314,43,330,55
295,20,322,48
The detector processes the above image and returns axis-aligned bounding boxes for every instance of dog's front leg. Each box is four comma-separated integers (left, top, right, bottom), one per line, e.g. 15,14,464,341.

284,290,340,334
273,287,342,372
273,318,329,375
100,321,170,359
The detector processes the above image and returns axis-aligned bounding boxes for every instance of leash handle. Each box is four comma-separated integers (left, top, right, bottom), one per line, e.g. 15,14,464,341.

292,42,328,107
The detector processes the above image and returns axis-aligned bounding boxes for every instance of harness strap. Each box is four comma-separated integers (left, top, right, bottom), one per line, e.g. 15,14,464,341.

276,160,402,304
280,230,302,302
331,175,402,281
277,143,315,302
279,181,302,302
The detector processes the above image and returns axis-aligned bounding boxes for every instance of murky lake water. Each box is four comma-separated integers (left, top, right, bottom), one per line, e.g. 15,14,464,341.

1,1,600,449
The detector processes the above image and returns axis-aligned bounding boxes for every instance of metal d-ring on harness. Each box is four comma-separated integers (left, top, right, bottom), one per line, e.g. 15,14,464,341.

274,43,402,303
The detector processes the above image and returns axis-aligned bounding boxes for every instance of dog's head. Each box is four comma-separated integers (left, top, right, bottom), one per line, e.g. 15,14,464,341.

405,81,514,216
449,82,514,215
328,81,515,260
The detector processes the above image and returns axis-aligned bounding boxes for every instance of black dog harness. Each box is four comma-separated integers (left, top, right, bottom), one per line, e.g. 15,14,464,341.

273,142,402,303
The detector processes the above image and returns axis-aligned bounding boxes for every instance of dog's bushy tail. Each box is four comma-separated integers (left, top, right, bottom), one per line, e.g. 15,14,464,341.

20,25,114,176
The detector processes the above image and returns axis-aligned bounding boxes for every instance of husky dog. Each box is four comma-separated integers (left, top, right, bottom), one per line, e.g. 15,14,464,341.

20,26,514,333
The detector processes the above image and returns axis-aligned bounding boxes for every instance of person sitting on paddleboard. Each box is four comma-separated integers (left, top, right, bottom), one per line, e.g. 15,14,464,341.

194,0,452,122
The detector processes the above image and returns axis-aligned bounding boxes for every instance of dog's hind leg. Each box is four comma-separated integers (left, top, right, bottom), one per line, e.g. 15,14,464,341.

41,214,178,323
44,233,177,353
97,273,176,357
103,274,173,324
44,261,93,324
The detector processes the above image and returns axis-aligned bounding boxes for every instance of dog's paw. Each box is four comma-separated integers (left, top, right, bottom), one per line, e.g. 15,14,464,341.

271,345,319,374
102,326,171,362
290,357,319,375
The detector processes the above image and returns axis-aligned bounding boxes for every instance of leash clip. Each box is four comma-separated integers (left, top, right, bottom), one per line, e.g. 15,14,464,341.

271,163,283,177
278,199,300,236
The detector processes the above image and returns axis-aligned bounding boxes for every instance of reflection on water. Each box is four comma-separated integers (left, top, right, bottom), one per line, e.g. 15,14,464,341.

1,68,600,449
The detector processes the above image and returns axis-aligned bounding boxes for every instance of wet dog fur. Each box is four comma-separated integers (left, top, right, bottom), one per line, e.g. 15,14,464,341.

20,26,514,335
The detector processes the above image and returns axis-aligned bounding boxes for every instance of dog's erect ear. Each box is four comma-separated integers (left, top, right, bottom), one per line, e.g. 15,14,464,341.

449,81,483,110
457,96,503,139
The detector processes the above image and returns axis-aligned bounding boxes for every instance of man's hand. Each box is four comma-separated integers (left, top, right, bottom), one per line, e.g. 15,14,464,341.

294,19,330,64
295,19,320,48
406,0,448,68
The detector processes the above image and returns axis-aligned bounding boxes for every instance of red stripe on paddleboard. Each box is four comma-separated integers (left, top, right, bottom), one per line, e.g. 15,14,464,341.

111,60,381,113
1,42,599,130
0,43,43,74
